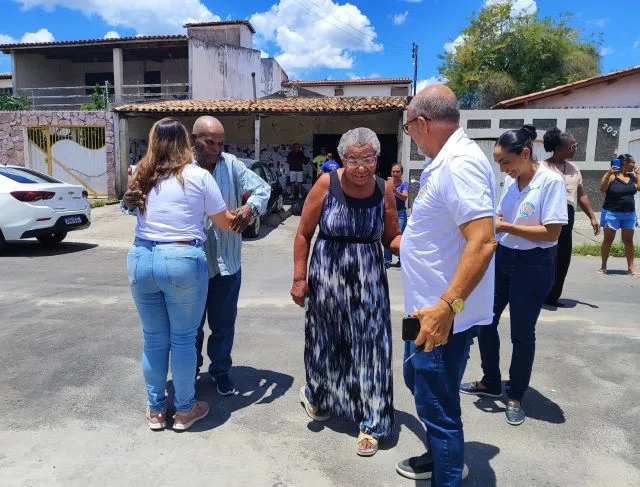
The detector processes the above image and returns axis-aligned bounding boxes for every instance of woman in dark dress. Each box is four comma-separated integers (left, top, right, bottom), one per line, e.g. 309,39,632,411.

290,127,402,457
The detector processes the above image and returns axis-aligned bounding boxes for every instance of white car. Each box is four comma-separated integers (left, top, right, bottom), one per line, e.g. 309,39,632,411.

0,164,91,254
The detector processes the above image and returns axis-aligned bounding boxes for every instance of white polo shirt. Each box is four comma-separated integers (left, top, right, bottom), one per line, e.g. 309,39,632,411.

498,164,568,250
400,128,496,334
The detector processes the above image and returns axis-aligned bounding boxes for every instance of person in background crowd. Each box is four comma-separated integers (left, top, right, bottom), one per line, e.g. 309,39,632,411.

126,118,237,431
291,127,401,457
599,154,639,275
312,147,328,182
124,116,271,398
384,163,409,268
542,127,599,307
461,125,568,427
319,152,339,174
398,85,496,485
287,143,307,199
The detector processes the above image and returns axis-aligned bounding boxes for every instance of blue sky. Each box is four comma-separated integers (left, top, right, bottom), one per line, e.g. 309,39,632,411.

1,0,639,89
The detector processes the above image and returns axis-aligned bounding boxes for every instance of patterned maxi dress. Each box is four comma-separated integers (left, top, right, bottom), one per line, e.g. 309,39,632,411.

305,170,394,439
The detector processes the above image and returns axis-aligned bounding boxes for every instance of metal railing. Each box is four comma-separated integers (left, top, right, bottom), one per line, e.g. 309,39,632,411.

16,82,189,109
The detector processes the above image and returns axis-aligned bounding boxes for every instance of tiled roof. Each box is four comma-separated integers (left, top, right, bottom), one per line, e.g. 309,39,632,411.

494,65,640,108
183,20,256,33
0,72,11,79
114,97,408,114
0,35,187,50
283,78,412,87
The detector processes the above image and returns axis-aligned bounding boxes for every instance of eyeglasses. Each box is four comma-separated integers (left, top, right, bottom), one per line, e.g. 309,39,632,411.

402,116,430,135
570,143,578,151
343,156,377,167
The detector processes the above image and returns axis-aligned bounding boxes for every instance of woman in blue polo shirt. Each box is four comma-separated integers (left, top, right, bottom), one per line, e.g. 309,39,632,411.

460,125,568,426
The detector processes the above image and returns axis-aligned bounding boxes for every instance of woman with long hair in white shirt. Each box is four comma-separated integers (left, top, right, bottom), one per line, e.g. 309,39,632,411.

460,125,568,426
128,117,236,431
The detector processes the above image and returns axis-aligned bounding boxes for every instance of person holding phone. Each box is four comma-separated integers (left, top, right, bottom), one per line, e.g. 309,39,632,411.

542,128,599,307
599,154,639,275
127,118,237,431
460,125,568,426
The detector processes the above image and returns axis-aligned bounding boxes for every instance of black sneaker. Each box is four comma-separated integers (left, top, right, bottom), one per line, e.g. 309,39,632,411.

505,400,526,425
213,373,236,396
459,381,502,398
396,453,469,480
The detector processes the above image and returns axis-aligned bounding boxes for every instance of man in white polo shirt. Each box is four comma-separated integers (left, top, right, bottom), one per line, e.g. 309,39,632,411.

395,85,497,485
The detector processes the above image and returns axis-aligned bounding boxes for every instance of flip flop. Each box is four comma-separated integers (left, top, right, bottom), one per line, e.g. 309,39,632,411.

356,431,379,457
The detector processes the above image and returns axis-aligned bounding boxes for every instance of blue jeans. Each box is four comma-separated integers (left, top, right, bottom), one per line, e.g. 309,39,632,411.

128,238,208,413
403,329,472,487
196,269,242,377
478,244,556,401
384,208,407,262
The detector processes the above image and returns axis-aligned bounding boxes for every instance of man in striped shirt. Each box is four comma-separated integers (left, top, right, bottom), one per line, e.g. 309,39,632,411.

191,116,271,396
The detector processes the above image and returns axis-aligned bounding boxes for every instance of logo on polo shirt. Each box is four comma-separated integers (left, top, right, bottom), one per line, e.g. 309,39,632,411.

519,202,536,218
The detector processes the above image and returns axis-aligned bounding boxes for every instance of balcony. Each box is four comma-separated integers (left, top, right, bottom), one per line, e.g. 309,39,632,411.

15,82,189,110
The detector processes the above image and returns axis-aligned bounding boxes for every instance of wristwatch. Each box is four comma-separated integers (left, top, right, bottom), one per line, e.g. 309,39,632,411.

440,292,465,314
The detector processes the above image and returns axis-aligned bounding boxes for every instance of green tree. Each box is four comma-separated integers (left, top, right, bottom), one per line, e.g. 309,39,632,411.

0,92,31,111
439,1,601,108
81,83,110,110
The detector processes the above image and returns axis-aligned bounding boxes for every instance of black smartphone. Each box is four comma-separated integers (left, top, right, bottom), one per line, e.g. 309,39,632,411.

402,316,421,341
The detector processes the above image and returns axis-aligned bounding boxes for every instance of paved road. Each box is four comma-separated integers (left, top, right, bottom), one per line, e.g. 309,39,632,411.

0,206,638,486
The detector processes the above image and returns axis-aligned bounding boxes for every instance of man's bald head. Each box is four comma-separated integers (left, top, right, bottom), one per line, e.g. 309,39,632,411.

192,116,225,169
193,115,225,137
409,84,460,125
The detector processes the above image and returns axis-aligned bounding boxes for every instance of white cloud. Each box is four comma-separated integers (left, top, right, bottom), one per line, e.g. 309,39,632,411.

260,50,270,59
0,28,55,44
599,46,614,56
633,39,640,49
589,18,610,28
103,30,120,39
402,0,422,3
250,0,382,74
416,76,447,93
14,0,218,35
393,11,409,26
444,35,464,54
484,0,537,17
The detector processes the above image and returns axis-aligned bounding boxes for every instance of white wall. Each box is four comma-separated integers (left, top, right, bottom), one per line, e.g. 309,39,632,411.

522,73,640,109
297,84,410,97
0,78,12,90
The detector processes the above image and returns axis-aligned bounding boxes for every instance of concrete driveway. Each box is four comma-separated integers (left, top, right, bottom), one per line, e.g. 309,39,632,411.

0,205,638,486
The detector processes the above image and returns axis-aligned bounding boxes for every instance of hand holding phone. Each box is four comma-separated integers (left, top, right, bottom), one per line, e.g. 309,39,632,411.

611,159,622,173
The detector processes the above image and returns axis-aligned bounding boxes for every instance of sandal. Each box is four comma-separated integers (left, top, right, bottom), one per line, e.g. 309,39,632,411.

356,431,379,457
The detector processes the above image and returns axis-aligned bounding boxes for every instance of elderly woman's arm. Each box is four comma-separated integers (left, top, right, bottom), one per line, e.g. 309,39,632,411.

382,180,402,254
291,174,330,307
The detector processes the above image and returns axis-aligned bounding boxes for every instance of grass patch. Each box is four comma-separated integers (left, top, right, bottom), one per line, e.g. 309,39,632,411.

573,243,640,257
89,199,119,209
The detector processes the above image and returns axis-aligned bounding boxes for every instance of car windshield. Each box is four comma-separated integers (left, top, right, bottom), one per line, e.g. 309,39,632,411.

0,166,62,184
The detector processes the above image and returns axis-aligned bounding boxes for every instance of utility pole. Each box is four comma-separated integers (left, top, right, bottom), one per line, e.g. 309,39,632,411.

411,43,419,96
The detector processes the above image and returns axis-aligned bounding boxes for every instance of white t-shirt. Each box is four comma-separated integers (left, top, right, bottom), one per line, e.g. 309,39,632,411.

400,128,496,334
135,163,227,242
497,164,568,250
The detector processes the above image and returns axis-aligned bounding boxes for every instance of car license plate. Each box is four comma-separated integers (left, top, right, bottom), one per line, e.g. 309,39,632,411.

64,216,83,225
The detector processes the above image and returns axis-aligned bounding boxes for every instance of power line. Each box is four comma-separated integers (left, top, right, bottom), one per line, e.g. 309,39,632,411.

299,0,407,51
288,0,408,56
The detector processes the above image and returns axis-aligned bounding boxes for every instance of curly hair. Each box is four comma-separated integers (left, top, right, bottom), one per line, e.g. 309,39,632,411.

130,118,194,214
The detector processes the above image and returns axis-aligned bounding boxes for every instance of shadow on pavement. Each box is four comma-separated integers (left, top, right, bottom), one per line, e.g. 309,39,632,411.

164,365,294,432
1,241,98,257
472,385,565,424
557,298,599,309
464,441,500,487
305,408,426,451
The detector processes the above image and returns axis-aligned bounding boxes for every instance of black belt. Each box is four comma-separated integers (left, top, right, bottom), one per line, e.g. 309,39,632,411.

317,231,380,244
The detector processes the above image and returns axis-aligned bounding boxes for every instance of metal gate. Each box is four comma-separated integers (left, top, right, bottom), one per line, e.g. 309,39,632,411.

25,125,108,198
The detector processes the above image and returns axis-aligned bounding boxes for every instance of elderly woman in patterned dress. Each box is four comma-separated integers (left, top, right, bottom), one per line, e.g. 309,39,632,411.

290,127,402,457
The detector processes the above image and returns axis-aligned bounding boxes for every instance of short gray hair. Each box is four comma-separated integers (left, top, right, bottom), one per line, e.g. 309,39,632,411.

337,127,381,158
411,93,460,124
